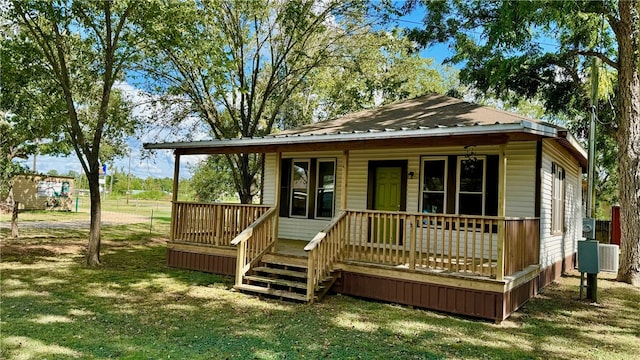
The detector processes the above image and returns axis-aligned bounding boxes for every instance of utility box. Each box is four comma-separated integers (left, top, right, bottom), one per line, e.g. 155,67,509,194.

582,218,596,239
578,240,600,274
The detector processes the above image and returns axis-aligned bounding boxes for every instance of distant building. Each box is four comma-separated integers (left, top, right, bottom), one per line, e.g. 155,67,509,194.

12,175,75,211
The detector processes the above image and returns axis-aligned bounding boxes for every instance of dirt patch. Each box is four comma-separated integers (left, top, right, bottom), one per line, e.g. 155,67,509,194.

1,240,87,258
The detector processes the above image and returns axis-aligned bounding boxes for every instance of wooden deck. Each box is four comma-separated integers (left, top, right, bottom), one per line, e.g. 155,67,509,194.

273,239,308,257
166,202,543,321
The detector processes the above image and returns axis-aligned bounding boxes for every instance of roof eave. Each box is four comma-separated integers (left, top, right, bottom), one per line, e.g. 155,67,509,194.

144,121,557,154
556,130,589,169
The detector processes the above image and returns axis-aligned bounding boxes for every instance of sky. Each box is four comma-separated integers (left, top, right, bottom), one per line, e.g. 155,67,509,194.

15,5,457,181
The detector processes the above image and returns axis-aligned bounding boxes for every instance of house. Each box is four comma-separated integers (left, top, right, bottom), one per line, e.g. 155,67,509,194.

144,94,586,321
12,174,75,211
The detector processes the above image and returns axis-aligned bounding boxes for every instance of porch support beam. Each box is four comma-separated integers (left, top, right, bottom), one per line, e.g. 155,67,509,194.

496,145,507,280
273,152,282,249
340,150,349,211
170,152,181,242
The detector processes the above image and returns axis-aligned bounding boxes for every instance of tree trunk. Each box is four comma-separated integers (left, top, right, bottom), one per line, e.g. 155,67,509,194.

238,153,254,204
10,184,19,239
86,169,102,266
615,0,640,286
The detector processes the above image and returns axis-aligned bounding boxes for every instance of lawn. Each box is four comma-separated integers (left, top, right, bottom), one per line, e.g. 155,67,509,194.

1,223,639,359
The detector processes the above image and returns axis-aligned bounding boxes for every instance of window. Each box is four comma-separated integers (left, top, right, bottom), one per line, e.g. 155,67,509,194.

551,162,565,234
316,160,336,218
421,155,495,216
421,158,447,214
283,158,336,219
456,157,486,215
290,160,310,217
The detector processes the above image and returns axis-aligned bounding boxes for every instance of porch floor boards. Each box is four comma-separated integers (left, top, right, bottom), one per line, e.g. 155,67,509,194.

273,239,309,257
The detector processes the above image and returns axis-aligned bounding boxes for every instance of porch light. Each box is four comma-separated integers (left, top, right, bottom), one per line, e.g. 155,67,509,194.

408,171,415,179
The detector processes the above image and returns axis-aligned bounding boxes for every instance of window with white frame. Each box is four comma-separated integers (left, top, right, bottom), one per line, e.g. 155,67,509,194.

456,156,486,216
420,158,447,214
290,160,310,217
551,162,565,234
315,160,336,218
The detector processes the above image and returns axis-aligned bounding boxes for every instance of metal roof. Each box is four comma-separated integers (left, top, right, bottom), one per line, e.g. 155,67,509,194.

143,94,587,167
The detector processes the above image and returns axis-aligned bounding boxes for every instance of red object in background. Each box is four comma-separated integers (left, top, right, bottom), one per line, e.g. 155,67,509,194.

611,205,621,245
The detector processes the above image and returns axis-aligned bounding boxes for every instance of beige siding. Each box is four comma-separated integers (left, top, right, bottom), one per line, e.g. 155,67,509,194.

278,217,332,241
346,146,487,212
539,139,583,269
504,142,537,217
263,142,544,241
262,153,277,205
347,144,537,215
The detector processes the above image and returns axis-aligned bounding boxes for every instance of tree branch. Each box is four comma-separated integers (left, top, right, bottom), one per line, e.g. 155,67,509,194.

574,49,618,70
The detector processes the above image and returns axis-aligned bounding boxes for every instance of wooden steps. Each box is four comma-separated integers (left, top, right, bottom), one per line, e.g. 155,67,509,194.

235,257,337,303
244,275,308,289
235,284,308,302
251,266,307,279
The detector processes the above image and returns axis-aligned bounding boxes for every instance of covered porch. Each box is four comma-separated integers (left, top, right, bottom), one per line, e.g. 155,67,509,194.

165,199,541,320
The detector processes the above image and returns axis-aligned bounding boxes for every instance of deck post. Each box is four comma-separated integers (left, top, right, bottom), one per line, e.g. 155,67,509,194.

306,251,315,303
273,152,282,250
496,145,507,280
170,153,180,242
235,240,246,287
409,215,416,270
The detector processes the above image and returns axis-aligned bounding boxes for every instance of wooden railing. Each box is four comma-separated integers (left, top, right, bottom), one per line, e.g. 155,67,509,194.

305,209,541,283
304,211,348,301
503,218,540,275
171,202,271,246
342,210,502,277
231,208,277,287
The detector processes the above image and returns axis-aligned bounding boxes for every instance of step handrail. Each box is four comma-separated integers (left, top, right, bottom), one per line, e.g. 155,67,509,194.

231,207,277,287
305,211,348,302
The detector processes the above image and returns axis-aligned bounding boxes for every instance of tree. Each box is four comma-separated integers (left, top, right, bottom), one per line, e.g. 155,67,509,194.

189,155,237,202
309,28,459,121
404,0,639,285
1,20,69,238
139,0,372,203
9,0,140,266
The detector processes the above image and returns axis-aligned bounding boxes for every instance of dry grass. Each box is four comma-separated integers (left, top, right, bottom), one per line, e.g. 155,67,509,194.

1,227,639,359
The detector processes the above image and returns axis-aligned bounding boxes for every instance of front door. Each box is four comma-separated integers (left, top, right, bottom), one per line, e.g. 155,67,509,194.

374,167,403,211
371,165,405,244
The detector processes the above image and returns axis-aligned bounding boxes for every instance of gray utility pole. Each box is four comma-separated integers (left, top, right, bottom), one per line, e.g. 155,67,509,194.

586,58,598,219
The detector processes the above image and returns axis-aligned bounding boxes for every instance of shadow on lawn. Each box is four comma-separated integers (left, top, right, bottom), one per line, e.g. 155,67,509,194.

2,240,639,360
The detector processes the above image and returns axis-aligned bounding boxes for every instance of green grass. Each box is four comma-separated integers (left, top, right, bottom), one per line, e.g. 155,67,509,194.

1,223,639,359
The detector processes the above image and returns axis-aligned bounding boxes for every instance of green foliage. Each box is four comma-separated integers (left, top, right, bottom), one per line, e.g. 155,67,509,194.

7,0,142,173
405,0,618,118
132,190,170,201
7,0,148,263
189,155,236,202
306,28,460,122
138,0,375,202
403,0,625,216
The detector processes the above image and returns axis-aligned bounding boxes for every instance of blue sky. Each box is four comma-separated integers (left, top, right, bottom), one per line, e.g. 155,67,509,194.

16,6,458,180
